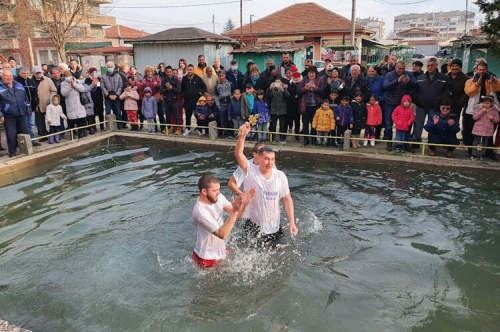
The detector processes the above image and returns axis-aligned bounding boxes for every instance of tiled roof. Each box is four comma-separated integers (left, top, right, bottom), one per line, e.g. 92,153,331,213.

397,28,439,35
105,25,150,39
225,2,367,38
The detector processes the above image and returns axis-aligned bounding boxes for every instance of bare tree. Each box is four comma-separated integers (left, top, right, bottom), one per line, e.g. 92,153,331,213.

16,0,91,63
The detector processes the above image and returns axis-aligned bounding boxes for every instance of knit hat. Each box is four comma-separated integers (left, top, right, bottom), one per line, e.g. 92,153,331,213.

144,87,152,94
451,59,463,68
412,61,423,68
292,71,301,78
197,95,207,105
246,59,255,66
230,59,237,65
32,66,42,74
291,65,298,72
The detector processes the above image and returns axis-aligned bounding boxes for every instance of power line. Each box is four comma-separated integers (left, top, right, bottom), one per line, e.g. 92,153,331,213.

102,0,253,9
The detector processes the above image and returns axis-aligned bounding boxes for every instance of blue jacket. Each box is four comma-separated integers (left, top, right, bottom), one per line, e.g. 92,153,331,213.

0,81,32,118
365,75,384,102
335,103,354,127
196,105,212,118
225,69,244,91
141,96,158,119
228,98,241,119
424,112,460,138
383,70,416,106
254,99,270,123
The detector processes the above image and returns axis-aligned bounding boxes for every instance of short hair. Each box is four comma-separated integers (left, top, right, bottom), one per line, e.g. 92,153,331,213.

321,99,330,104
282,51,290,56
187,64,194,68
233,89,241,94
250,64,259,72
70,59,78,63
165,65,172,70
106,61,115,67
256,89,265,95
41,63,47,67
198,54,205,59
369,94,378,101
50,67,60,74
217,70,225,76
258,146,275,156
198,174,219,191
477,61,488,69
351,64,361,71
329,90,339,95
245,83,253,89
427,57,438,64
205,93,214,100
396,60,406,67
440,98,452,106
19,66,30,73
61,70,71,78
252,142,266,153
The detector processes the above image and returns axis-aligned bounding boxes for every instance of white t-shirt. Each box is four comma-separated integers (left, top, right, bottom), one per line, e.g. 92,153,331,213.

192,194,231,260
244,161,290,234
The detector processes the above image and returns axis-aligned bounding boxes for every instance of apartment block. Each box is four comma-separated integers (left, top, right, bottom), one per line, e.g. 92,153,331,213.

357,17,386,40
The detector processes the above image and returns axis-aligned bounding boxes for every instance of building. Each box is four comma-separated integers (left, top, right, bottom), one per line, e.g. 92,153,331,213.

0,0,115,68
127,27,234,72
396,28,439,54
223,2,372,61
357,17,386,40
394,10,475,42
104,25,150,47
67,46,134,72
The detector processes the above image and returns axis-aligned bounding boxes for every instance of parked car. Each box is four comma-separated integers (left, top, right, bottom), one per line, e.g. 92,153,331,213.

435,50,450,58
412,53,425,59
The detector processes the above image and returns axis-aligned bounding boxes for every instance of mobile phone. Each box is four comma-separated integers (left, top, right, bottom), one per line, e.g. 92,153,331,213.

269,65,275,71
92,71,98,79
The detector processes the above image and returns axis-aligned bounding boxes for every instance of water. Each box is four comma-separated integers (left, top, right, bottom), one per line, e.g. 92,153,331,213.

0,140,499,332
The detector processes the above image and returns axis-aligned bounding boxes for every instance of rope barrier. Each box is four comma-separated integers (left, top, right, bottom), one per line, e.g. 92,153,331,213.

31,120,109,141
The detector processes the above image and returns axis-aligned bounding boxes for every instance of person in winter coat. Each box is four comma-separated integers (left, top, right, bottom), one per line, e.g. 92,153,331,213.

244,65,268,92
85,67,105,131
69,60,84,79
142,65,164,132
81,77,98,135
335,95,354,146
45,95,67,143
228,89,243,137
350,92,367,149
225,59,244,92
424,99,460,158
160,66,181,134
201,66,218,95
101,61,124,129
60,70,87,139
141,87,158,133
267,78,290,143
471,95,500,160
195,95,216,135
281,68,301,141
383,61,416,150
241,84,256,121
447,59,468,116
343,65,371,103
324,67,344,96
312,99,335,145
391,95,415,152
34,66,56,138
364,95,383,147
214,71,234,138
463,61,500,158
120,83,141,130
15,67,40,146
299,66,324,146
254,90,270,142
181,64,206,135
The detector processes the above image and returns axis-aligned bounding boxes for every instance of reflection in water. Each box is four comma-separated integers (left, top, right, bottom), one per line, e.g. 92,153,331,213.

0,142,499,332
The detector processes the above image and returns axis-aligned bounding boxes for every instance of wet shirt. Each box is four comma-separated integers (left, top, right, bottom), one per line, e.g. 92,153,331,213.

244,163,290,234
192,194,231,260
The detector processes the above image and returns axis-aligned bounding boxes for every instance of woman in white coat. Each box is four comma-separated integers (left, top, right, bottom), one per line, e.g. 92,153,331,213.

61,70,87,138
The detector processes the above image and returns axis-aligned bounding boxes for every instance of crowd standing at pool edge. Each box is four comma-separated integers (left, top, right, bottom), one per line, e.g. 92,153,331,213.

1,53,500,160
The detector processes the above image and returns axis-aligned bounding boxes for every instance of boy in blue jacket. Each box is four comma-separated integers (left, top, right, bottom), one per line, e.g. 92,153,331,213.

334,95,354,146
424,98,460,158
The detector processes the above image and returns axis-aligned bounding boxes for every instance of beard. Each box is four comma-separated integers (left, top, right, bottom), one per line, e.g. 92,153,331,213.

207,193,218,204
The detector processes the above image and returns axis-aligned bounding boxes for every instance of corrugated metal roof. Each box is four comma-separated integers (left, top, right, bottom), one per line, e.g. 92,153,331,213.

67,46,133,55
128,27,233,44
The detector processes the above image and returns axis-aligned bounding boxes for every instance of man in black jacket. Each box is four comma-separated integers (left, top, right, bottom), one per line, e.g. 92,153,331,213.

343,65,371,102
181,64,206,135
15,67,41,146
412,57,453,143
448,59,468,116
161,66,181,134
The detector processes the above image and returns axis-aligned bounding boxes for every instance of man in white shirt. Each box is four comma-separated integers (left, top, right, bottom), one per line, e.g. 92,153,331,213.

192,174,254,268
234,123,299,245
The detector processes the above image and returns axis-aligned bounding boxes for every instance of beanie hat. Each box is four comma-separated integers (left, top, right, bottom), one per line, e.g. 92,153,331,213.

291,65,298,72
292,71,301,78
144,87,152,94
451,59,463,68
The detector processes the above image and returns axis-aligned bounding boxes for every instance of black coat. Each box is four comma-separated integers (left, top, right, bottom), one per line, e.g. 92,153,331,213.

15,75,38,110
351,101,367,130
343,76,371,103
281,77,300,114
160,76,180,102
181,74,206,103
414,72,453,110
448,71,469,115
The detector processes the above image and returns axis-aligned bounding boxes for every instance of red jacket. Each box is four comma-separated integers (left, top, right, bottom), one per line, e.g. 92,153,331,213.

391,95,415,131
366,103,382,126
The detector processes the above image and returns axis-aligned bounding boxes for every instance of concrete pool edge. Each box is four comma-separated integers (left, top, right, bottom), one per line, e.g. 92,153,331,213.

0,131,498,186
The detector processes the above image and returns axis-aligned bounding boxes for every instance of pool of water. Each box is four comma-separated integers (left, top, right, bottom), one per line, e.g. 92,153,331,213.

0,140,499,332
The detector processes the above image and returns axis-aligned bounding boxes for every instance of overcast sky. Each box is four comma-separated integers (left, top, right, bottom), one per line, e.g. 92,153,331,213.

102,0,480,36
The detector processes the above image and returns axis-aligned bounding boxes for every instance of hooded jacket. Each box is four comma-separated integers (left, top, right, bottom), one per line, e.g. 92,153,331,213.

45,95,66,126
266,85,290,116
119,87,140,111
214,80,233,107
472,105,500,137
448,71,469,115
335,103,354,127
351,100,367,130
391,95,415,131
365,74,384,102
61,79,86,120
141,88,158,119
160,75,180,103
254,99,270,123
225,69,243,91
241,92,256,118
366,103,382,126
464,77,500,115
312,107,335,132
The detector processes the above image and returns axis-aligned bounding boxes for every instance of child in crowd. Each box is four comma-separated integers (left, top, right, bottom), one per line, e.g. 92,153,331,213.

242,84,256,139
471,95,500,160
195,95,215,135
45,95,67,144
312,99,335,146
120,83,140,131
334,95,353,146
267,78,290,143
350,92,367,149
364,95,382,147
424,99,460,158
141,87,158,133
128,75,144,129
228,89,243,138
391,95,415,153
328,90,339,145
254,89,270,142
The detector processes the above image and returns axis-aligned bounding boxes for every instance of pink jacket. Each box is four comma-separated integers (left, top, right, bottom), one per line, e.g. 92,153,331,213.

391,95,415,131
119,88,140,111
472,105,500,137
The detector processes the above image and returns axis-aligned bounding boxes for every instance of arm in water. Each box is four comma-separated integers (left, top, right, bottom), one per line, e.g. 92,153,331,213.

235,122,251,174
283,194,299,237
213,190,256,239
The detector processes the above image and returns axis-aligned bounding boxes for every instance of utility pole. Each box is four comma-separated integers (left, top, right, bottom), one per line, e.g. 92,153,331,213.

464,0,468,36
240,0,243,42
350,0,356,46
250,15,254,46
212,14,215,34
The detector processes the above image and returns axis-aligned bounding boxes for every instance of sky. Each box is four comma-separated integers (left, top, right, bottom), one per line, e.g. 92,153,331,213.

101,0,481,37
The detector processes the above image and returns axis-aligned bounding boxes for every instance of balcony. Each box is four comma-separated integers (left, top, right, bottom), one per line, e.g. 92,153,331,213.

86,14,116,26
0,38,20,50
